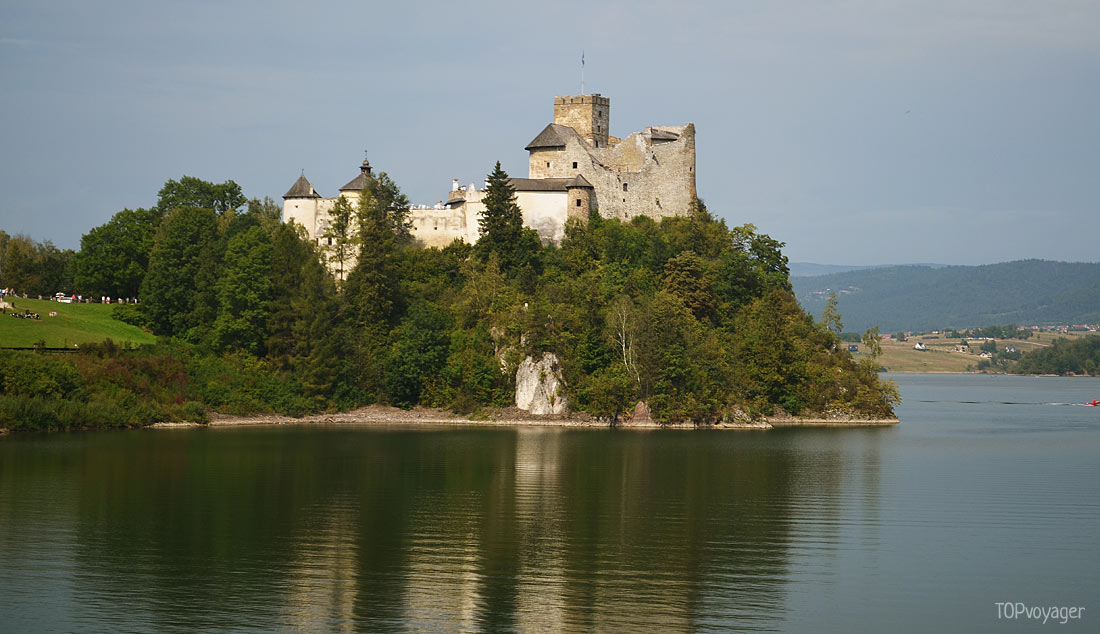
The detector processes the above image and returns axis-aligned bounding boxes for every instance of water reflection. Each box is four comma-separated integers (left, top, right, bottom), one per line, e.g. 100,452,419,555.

0,425,882,633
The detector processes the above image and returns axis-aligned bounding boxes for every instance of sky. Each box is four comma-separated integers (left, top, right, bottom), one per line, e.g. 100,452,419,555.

1,0,1097,265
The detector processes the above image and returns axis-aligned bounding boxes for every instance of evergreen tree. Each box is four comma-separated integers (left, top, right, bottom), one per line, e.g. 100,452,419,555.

477,162,538,272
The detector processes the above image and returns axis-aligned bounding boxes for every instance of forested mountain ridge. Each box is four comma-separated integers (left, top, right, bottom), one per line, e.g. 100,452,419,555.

793,260,1100,333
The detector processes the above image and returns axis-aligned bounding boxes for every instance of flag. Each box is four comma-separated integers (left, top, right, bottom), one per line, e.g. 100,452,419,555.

582,51,585,67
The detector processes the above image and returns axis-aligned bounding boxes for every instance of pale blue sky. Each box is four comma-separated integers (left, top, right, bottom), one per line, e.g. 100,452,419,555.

1,0,1097,265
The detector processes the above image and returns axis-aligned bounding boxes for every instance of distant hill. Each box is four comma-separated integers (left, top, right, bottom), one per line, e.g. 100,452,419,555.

792,260,1100,332
788,262,946,277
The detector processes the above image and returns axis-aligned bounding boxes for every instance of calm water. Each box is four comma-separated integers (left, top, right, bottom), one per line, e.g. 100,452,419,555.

1,374,1098,633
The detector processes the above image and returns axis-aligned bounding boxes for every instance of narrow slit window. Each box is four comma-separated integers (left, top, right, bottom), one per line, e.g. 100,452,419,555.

572,161,578,169
576,199,582,207
623,183,628,192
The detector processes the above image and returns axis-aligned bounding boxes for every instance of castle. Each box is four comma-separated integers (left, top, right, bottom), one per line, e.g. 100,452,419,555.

283,94,696,252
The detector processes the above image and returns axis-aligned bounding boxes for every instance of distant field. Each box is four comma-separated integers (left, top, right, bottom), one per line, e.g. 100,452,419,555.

0,298,156,348
853,334,1082,373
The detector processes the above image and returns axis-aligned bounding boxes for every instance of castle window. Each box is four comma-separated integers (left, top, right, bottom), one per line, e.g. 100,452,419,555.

623,183,628,192
572,162,578,169
576,199,582,207
546,162,550,168
327,238,332,246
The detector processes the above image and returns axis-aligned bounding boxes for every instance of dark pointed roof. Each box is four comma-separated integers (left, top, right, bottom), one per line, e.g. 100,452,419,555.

525,123,573,151
284,173,320,199
340,172,368,192
340,156,373,192
565,174,593,188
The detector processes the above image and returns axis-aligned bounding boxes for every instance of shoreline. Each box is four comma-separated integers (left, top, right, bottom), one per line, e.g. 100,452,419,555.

148,405,898,431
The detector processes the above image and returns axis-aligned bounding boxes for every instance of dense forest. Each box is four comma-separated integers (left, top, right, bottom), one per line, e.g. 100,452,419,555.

1,168,899,430
794,261,1100,332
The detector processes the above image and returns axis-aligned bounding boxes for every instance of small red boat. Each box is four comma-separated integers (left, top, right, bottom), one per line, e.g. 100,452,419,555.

1088,399,1100,407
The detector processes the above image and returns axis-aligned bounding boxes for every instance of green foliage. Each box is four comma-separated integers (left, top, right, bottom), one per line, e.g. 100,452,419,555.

862,327,883,359
477,162,538,272
1011,336,1100,376
820,292,844,336
156,175,246,216
3,172,901,431
73,207,159,298
111,303,148,328
0,233,75,297
384,302,453,408
321,196,356,282
212,226,273,355
140,206,218,336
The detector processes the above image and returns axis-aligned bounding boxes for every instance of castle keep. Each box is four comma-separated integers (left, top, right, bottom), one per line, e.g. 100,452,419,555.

284,94,696,251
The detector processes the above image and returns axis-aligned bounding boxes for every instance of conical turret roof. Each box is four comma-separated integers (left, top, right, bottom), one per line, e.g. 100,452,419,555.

283,173,320,199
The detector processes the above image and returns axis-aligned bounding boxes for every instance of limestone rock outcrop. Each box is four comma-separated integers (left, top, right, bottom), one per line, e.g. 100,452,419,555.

515,352,568,415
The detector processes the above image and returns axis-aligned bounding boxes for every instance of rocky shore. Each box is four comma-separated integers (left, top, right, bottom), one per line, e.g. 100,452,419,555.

147,404,894,430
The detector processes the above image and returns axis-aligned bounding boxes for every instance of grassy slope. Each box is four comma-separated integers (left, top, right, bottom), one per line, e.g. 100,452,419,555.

860,332,1089,373
0,298,156,348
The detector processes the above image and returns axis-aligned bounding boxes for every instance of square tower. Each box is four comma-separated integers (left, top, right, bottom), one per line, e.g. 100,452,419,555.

554,94,610,148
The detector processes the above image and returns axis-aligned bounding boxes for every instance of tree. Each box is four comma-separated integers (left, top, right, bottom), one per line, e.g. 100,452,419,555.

606,295,641,389
820,292,844,336
862,326,883,359
0,235,75,297
321,196,356,284
477,162,538,272
662,251,716,323
246,197,284,236
212,226,274,355
156,176,246,216
73,207,160,298
140,207,218,336
360,171,412,240
384,302,453,408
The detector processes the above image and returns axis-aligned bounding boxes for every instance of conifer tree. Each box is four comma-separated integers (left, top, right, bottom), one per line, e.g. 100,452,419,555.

477,162,538,272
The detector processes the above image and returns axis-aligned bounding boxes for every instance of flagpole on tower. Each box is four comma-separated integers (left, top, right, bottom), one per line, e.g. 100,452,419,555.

581,50,585,95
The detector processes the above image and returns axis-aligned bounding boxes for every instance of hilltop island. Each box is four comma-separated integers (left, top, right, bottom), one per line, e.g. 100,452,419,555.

0,94,899,432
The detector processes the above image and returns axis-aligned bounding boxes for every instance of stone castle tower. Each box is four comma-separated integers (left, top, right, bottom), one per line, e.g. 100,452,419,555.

284,94,697,252
552,94,610,148
523,93,697,224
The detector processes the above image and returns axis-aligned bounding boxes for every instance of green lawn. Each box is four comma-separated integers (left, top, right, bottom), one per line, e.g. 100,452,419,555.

0,298,156,348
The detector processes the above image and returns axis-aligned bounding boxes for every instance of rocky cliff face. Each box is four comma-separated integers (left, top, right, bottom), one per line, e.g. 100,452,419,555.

515,352,567,415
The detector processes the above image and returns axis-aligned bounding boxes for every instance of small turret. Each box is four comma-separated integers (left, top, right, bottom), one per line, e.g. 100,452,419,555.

340,154,374,193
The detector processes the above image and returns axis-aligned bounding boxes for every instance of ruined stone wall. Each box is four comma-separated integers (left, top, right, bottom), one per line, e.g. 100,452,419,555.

523,123,697,222
589,124,697,221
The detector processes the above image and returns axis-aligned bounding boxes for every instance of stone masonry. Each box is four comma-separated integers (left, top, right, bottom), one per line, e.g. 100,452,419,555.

283,93,697,260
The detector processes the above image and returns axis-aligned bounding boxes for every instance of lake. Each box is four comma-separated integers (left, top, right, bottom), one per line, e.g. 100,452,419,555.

1,373,1098,632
